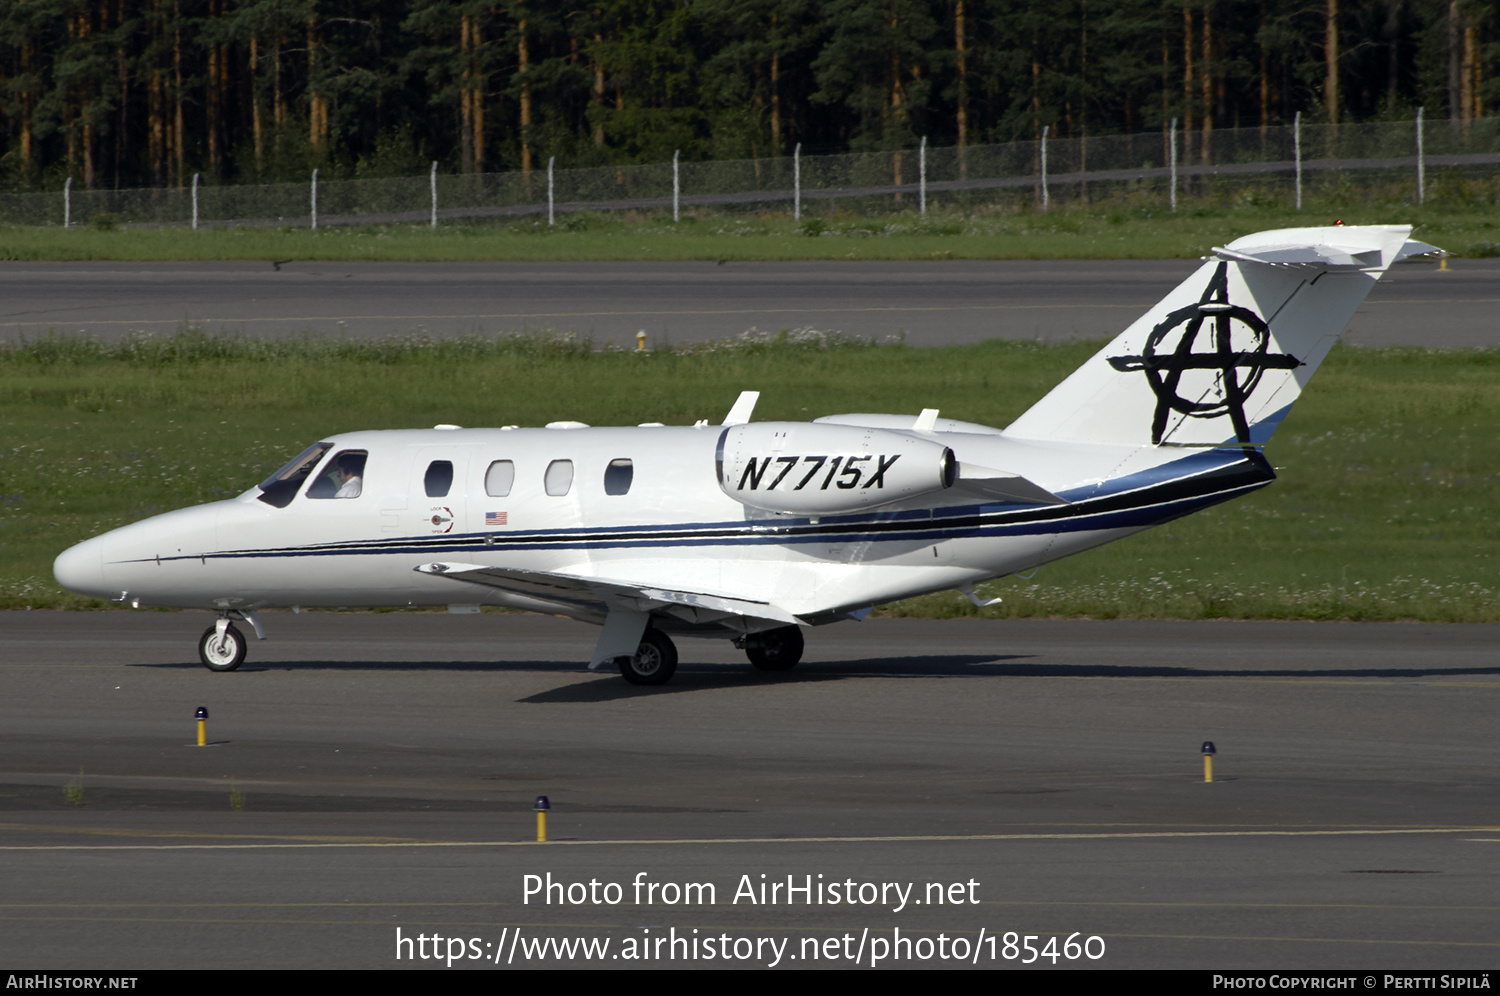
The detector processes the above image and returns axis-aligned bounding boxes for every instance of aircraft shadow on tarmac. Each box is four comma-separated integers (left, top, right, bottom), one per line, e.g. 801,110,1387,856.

129,656,1500,704
519,658,1500,702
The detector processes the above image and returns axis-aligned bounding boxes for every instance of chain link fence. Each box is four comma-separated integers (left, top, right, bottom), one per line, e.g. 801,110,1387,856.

3,115,1498,229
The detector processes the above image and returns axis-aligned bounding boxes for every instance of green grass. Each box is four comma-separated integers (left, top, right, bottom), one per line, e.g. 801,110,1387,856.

3,328,1497,620
3,199,1499,262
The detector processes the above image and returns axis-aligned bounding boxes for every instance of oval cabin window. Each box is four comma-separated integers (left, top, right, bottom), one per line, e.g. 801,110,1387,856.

485,460,515,497
544,460,574,496
603,459,633,495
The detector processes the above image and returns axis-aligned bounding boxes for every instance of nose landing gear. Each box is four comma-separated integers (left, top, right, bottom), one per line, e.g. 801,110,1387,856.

197,610,265,672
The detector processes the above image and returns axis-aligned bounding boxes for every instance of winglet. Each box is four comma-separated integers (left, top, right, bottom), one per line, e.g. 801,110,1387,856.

722,391,760,426
912,408,940,432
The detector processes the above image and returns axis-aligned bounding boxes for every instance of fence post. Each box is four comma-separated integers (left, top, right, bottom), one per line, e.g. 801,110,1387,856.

1293,112,1302,211
1040,126,1049,213
1169,118,1178,212
794,143,801,221
192,173,200,230
430,161,438,228
1416,107,1425,204
64,177,72,228
919,136,927,215
548,156,556,226
311,168,319,230
672,150,680,222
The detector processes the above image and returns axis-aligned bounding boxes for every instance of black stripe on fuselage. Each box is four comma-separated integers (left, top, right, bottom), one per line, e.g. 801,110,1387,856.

134,450,1275,565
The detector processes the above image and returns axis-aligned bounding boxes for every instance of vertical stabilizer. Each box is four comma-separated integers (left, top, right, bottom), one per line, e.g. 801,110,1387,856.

1004,225,1421,447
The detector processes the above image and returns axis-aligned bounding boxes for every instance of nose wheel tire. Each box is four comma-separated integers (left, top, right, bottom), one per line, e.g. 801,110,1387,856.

617,629,678,685
745,626,804,671
199,623,247,672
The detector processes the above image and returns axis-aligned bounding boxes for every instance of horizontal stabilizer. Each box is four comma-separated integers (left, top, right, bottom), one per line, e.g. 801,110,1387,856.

1211,243,1383,269
1393,239,1446,263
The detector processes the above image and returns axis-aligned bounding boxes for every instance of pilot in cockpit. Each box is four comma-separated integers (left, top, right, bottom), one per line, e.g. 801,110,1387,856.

332,453,364,498
306,451,366,499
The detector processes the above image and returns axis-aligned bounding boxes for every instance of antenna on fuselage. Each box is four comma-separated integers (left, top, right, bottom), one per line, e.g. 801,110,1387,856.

722,391,760,426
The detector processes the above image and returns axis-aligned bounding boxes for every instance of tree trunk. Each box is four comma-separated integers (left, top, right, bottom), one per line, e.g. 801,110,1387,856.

174,1,185,187
771,46,781,155
472,19,484,171
79,8,96,188
1080,0,1088,202
1182,7,1194,138
460,14,473,171
150,68,165,187
19,42,34,182
890,10,903,203
1161,26,1170,163
274,36,285,136
955,0,967,174
1324,0,1339,126
1448,1,1460,126
115,14,127,190
1259,2,1268,138
1462,24,1476,134
1201,2,1212,163
251,36,263,173
593,32,605,148
519,16,532,178
308,16,327,155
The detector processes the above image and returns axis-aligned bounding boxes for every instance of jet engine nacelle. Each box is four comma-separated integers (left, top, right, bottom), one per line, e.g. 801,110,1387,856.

717,422,956,515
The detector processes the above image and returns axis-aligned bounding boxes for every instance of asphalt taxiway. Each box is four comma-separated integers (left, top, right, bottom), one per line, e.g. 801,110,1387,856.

2,611,1497,969
1,257,1495,348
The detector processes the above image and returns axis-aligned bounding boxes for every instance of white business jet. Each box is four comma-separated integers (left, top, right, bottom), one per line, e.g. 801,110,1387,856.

54,225,1439,684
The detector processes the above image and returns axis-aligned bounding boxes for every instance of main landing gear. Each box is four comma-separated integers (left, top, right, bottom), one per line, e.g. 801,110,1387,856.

617,629,679,685
197,610,265,672
616,626,808,685
743,626,804,672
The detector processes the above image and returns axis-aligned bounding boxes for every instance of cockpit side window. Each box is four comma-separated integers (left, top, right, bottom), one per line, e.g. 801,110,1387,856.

307,450,368,499
257,442,334,508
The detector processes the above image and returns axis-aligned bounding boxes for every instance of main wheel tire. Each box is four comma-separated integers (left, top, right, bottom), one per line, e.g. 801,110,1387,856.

618,629,678,685
746,626,804,671
199,623,247,672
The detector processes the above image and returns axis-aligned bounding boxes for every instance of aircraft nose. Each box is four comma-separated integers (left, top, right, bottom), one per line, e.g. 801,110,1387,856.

54,537,108,598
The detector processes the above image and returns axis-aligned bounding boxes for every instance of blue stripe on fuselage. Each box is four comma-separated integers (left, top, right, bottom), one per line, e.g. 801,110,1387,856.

137,448,1270,565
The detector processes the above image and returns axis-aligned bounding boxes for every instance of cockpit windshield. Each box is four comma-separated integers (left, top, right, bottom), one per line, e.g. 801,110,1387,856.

257,442,334,508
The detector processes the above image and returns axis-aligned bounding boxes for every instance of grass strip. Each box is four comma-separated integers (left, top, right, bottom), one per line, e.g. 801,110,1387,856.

3,201,1499,262
2,328,1497,621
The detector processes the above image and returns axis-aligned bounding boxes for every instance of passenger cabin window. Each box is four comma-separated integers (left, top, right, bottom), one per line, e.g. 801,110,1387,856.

307,450,367,499
485,460,515,497
544,460,574,496
257,441,333,508
425,460,454,498
604,459,633,496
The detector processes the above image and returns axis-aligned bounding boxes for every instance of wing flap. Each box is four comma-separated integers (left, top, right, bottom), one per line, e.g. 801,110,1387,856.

414,562,803,626
952,465,1068,505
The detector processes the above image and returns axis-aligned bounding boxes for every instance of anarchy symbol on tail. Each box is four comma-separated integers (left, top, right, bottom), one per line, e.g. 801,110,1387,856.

1108,261,1302,445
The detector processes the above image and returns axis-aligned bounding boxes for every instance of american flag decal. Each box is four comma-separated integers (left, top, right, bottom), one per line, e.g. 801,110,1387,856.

485,511,508,526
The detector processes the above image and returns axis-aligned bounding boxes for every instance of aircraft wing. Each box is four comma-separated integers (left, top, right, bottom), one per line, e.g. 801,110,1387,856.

952,465,1068,505
413,562,803,629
